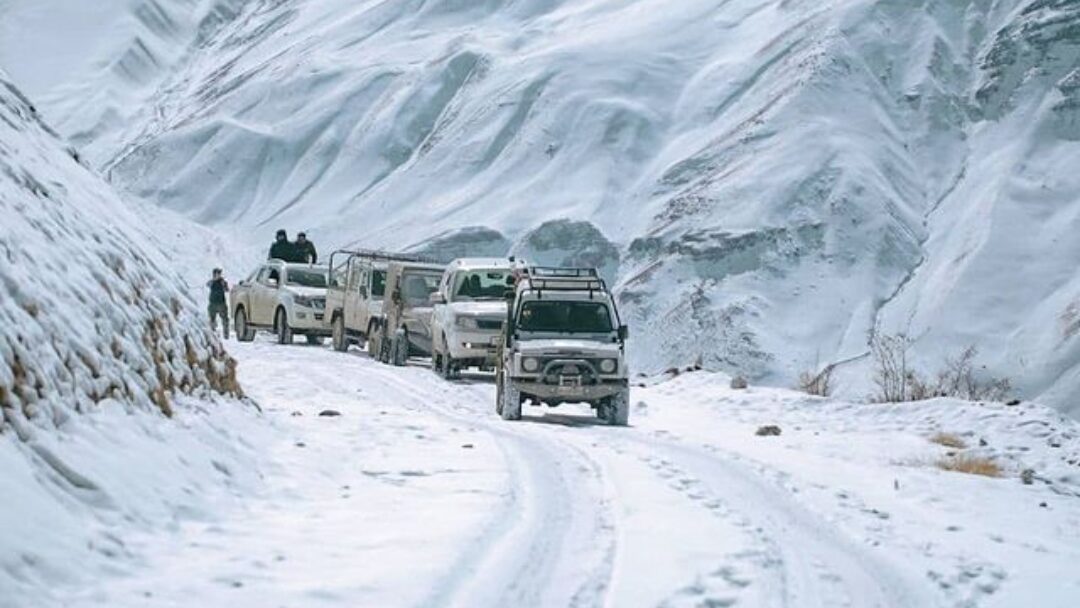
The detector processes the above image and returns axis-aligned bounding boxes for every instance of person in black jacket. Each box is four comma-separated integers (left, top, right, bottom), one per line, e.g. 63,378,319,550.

269,229,295,261
295,231,318,264
207,268,230,339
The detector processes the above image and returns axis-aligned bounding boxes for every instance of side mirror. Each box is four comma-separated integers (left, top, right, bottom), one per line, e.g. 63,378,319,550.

618,325,629,341
429,292,446,305
391,289,401,304
358,285,367,297
267,277,279,287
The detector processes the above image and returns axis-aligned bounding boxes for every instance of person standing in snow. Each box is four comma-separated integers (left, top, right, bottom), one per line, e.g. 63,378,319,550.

207,268,230,339
269,229,295,261
294,231,318,264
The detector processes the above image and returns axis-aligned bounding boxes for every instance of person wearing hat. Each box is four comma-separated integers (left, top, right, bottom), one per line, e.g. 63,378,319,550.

206,268,230,339
269,229,295,261
294,231,318,264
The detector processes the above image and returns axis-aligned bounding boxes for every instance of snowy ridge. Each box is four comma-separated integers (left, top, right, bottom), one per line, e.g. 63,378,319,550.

0,71,256,604
2,0,1078,412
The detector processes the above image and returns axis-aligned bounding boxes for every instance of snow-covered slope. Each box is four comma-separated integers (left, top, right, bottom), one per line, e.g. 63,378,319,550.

0,70,256,604
5,0,1078,411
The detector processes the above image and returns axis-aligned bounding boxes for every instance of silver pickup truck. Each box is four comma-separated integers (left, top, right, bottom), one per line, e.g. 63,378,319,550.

230,260,330,344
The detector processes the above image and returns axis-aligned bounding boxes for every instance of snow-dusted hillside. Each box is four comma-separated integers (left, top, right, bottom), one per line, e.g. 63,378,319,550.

0,70,258,604
3,0,1077,411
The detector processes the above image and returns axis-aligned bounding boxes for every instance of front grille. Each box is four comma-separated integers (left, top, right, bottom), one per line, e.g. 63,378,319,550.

476,318,503,330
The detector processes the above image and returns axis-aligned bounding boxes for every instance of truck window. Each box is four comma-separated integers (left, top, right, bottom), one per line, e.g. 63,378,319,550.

286,268,328,288
371,270,387,298
401,272,441,305
517,301,613,333
451,270,511,301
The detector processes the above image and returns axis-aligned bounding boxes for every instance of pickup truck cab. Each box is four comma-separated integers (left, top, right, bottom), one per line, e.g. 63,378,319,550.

496,267,630,425
430,258,515,378
326,249,405,353
372,260,446,365
231,260,330,344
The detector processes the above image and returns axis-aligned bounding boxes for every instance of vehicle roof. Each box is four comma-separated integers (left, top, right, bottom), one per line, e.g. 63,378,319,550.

446,258,514,271
386,261,446,273
283,262,328,270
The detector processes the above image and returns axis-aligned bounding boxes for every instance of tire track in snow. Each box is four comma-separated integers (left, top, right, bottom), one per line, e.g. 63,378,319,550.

607,432,939,608
356,363,616,608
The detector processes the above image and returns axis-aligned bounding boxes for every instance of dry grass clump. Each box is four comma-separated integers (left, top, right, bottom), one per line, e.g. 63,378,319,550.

936,453,1002,478
929,432,967,449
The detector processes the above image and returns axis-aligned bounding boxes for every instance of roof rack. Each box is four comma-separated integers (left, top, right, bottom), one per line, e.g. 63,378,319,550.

328,249,436,289
522,266,608,298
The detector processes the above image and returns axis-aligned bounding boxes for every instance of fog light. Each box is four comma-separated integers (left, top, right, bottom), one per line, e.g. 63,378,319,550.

522,357,540,372
599,359,617,373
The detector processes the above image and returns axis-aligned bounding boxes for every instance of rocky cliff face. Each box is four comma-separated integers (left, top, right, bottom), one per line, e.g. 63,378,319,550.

3,0,1076,411
0,72,241,435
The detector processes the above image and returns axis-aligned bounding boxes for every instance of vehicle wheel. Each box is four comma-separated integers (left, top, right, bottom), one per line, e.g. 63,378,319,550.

306,335,324,346
603,387,630,426
367,324,382,359
499,373,522,421
391,331,408,367
235,308,255,342
275,308,292,345
332,316,348,352
495,371,504,415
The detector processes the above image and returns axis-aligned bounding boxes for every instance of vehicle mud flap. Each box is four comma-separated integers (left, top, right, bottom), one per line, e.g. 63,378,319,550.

391,329,408,367
500,375,522,421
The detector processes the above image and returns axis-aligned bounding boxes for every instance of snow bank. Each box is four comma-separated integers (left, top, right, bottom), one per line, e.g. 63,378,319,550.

4,0,1078,413
0,72,253,604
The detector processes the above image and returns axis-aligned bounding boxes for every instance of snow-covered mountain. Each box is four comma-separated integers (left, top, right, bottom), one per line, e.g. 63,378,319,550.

4,0,1077,412
0,69,257,602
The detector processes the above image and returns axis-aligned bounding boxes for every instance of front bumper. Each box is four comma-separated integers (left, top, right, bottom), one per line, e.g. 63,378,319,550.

511,378,627,401
291,308,329,332
447,330,501,361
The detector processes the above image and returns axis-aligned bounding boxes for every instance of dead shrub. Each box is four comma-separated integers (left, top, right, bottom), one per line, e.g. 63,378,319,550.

929,432,966,449
936,454,1002,478
871,335,1012,403
798,364,834,397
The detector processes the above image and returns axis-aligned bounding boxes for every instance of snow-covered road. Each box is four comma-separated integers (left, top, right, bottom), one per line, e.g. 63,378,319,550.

51,340,1080,608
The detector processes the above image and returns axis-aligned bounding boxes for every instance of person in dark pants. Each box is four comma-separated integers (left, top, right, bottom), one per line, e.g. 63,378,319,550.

295,231,318,264
269,229,295,261
207,268,230,339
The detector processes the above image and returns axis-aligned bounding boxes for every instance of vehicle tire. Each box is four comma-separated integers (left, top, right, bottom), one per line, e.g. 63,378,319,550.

391,330,408,367
275,308,292,345
499,373,522,421
603,387,630,426
332,315,348,352
367,324,382,359
306,335,324,346
235,307,255,342
495,371,505,415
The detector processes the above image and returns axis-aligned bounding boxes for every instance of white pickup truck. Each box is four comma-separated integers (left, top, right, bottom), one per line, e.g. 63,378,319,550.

430,258,516,378
231,260,331,344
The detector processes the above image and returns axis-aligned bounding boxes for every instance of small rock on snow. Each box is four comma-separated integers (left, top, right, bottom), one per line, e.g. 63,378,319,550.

755,425,782,437
319,409,342,417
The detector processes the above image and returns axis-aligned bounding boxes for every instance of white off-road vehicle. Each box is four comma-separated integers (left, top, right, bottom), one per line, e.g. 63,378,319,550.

371,260,445,366
231,260,330,344
430,258,516,378
496,267,630,425
326,249,424,353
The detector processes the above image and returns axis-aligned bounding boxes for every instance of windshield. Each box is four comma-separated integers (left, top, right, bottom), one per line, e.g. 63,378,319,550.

286,268,328,288
400,271,441,305
517,301,613,333
371,270,386,298
451,269,511,301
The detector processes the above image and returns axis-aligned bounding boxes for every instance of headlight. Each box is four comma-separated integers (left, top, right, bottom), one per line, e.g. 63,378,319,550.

599,359,618,373
522,357,540,372
456,316,479,329
294,295,314,307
